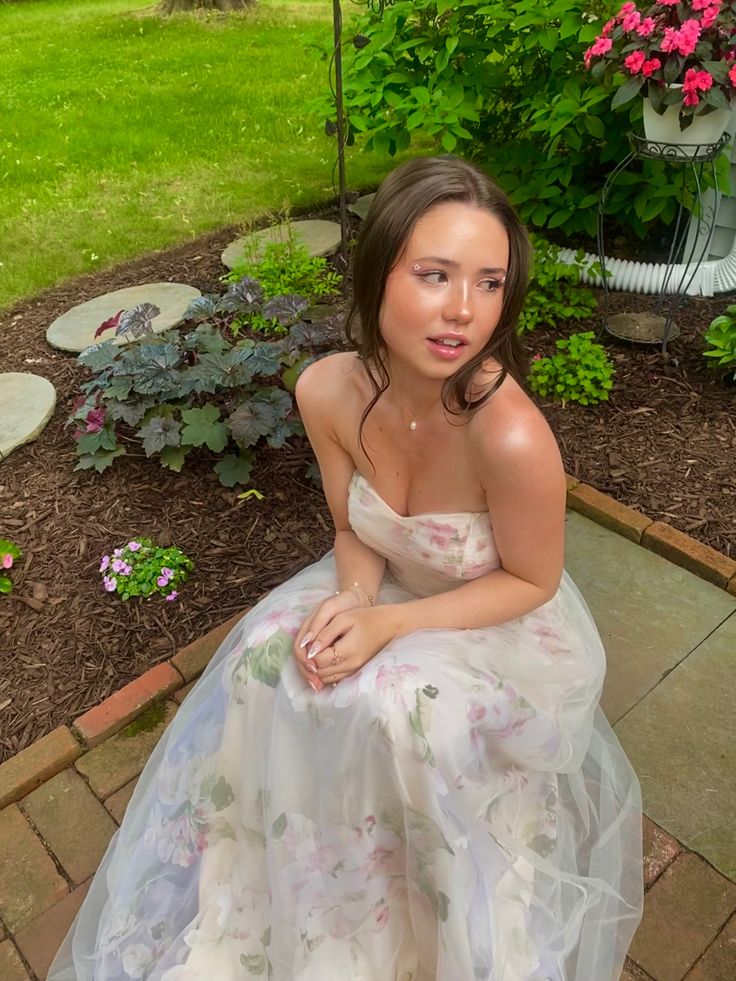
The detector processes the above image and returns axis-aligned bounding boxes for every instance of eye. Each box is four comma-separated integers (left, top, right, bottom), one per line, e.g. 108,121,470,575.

417,270,446,284
481,277,506,292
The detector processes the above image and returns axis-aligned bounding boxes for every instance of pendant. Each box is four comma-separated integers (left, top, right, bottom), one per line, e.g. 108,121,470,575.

409,420,417,431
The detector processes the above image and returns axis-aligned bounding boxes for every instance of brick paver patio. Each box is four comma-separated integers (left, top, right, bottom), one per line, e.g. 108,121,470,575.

1,477,735,979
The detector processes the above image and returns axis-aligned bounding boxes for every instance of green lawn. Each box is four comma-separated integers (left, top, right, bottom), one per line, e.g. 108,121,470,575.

0,0,417,313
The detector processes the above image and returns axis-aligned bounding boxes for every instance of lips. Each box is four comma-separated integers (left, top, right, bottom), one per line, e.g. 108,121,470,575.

428,333,468,349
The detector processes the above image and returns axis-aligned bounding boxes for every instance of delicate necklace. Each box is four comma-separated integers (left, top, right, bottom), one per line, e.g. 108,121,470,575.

394,391,441,431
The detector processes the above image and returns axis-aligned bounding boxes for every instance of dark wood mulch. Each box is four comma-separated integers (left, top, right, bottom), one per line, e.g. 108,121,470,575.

1,202,734,761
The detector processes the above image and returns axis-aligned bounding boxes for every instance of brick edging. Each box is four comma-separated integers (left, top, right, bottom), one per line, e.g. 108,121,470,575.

565,474,736,595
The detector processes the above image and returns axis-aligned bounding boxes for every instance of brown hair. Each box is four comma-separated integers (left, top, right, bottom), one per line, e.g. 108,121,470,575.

345,154,531,454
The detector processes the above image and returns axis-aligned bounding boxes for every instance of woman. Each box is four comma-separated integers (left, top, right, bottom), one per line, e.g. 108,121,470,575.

49,156,643,981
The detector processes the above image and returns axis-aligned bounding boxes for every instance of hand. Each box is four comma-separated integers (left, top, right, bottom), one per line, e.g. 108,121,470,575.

296,606,399,691
293,589,367,692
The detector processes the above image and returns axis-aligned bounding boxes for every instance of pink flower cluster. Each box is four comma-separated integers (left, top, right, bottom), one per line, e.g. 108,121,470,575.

661,19,701,57
624,51,662,76
1,553,12,570
683,67,713,105
156,567,178,601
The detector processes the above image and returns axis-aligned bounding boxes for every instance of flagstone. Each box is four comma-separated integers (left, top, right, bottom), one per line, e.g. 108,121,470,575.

104,777,138,825
0,941,31,981
348,193,375,220
45,283,201,353
0,805,67,932
685,913,736,980
614,613,736,880
563,512,736,725
221,219,342,270
0,373,56,462
14,879,90,980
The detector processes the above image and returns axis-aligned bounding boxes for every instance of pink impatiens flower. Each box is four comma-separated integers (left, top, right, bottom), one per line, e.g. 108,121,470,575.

636,16,656,36
622,11,641,31
1,553,13,570
128,541,141,552
601,17,615,36
642,57,662,77
729,63,736,87
655,0,680,6
692,0,719,8
99,555,110,572
584,34,613,67
165,591,178,602
624,50,646,74
157,575,169,587
701,5,719,28
617,2,637,18
103,575,117,592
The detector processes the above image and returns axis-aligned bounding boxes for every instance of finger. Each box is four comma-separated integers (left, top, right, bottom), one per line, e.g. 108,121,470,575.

305,615,350,662
292,655,325,691
295,601,343,658
312,648,353,680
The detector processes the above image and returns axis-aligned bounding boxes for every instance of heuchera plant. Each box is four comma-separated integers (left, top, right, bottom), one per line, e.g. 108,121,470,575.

0,539,21,595
100,538,193,601
585,0,736,126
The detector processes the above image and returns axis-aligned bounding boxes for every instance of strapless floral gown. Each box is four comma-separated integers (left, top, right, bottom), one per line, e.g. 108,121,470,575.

49,471,643,981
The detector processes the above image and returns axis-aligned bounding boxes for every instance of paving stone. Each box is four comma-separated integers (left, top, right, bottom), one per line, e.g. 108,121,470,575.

104,777,138,825
22,770,117,885
685,913,736,980
73,662,182,748
628,851,736,981
0,941,31,981
615,615,736,880
0,726,81,809
173,680,197,705
564,511,735,725
620,959,654,980
75,701,177,799
221,219,342,269
0,373,56,462
45,283,201,353
643,815,681,888
347,193,375,220
0,805,67,932
14,879,90,979
171,609,244,681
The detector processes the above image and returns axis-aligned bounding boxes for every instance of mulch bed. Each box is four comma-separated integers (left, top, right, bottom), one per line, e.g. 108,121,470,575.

1,201,734,761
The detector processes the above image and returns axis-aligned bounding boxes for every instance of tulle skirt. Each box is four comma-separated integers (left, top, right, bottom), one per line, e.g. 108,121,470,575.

48,554,642,981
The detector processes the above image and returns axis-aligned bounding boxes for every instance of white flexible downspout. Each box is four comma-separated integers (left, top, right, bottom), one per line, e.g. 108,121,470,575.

557,236,736,297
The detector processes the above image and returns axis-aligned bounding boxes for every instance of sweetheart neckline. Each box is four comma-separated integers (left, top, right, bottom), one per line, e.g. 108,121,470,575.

350,471,489,522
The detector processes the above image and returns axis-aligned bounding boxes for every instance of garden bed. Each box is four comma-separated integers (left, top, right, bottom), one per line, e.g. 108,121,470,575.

1,203,734,760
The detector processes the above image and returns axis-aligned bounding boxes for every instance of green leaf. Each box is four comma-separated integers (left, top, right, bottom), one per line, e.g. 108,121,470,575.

180,404,229,452
228,388,292,450
137,415,181,457
159,445,190,473
77,341,119,372
76,427,118,455
250,630,292,687
214,453,254,487
611,76,644,110
0,576,12,595
441,130,457,152
210,776,235,811
74,447,126,473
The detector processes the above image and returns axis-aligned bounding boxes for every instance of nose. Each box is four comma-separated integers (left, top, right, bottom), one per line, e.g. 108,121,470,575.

442,279,473,323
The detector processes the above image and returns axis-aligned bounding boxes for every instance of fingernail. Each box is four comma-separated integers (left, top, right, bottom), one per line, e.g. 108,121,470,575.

309,680,319,693
307,642,322,660
299,632,313,649
306,663,318,674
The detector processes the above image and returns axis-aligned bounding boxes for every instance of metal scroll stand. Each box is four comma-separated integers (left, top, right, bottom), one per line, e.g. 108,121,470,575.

597,131,729,356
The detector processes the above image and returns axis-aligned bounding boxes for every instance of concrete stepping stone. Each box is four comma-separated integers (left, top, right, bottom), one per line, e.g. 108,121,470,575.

0,373,56,462
221,219,342,270
46,283,201,353
348,193,375,220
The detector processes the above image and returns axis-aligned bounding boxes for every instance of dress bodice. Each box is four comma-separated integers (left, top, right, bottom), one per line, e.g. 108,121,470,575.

347,470,501,598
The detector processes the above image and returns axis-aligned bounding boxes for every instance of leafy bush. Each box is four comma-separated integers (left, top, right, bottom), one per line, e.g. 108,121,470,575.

321,0,728,239
225,236,341,336
100,539,193,602
67,278,342,486
703,306,736,382
528,331,615,405
518,236,598,334
0,539,21,596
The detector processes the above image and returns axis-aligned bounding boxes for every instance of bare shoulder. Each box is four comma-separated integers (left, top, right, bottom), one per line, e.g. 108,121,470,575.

468,367,564,487
294,352,362,422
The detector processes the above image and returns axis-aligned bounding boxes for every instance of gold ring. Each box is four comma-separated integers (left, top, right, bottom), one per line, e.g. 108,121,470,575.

331,649,341,665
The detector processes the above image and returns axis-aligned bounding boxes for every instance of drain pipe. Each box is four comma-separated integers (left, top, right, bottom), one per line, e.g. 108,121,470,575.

557,237,736,297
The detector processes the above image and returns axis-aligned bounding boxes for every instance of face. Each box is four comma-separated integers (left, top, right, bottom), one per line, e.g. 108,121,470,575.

379,200,509,378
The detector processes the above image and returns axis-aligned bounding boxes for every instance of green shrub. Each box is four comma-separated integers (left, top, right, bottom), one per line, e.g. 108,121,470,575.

320,0,728,240
528,331,615,405
67,279,341,486
703,306,736,382
518,236,598,334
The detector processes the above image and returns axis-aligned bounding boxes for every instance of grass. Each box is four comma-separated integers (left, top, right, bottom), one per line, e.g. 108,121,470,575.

0,0,422,313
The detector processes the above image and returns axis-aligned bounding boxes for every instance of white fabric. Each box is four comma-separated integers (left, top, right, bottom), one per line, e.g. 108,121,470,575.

48,470,643,980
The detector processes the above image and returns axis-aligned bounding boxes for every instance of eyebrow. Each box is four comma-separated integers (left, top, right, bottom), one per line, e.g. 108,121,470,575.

413,256,507,275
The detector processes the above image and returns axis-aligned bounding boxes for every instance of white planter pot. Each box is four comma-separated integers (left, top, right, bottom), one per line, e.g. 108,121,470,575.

642,96,732,156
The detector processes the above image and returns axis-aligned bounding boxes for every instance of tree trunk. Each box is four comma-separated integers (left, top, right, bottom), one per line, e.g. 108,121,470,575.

158,0,256,14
